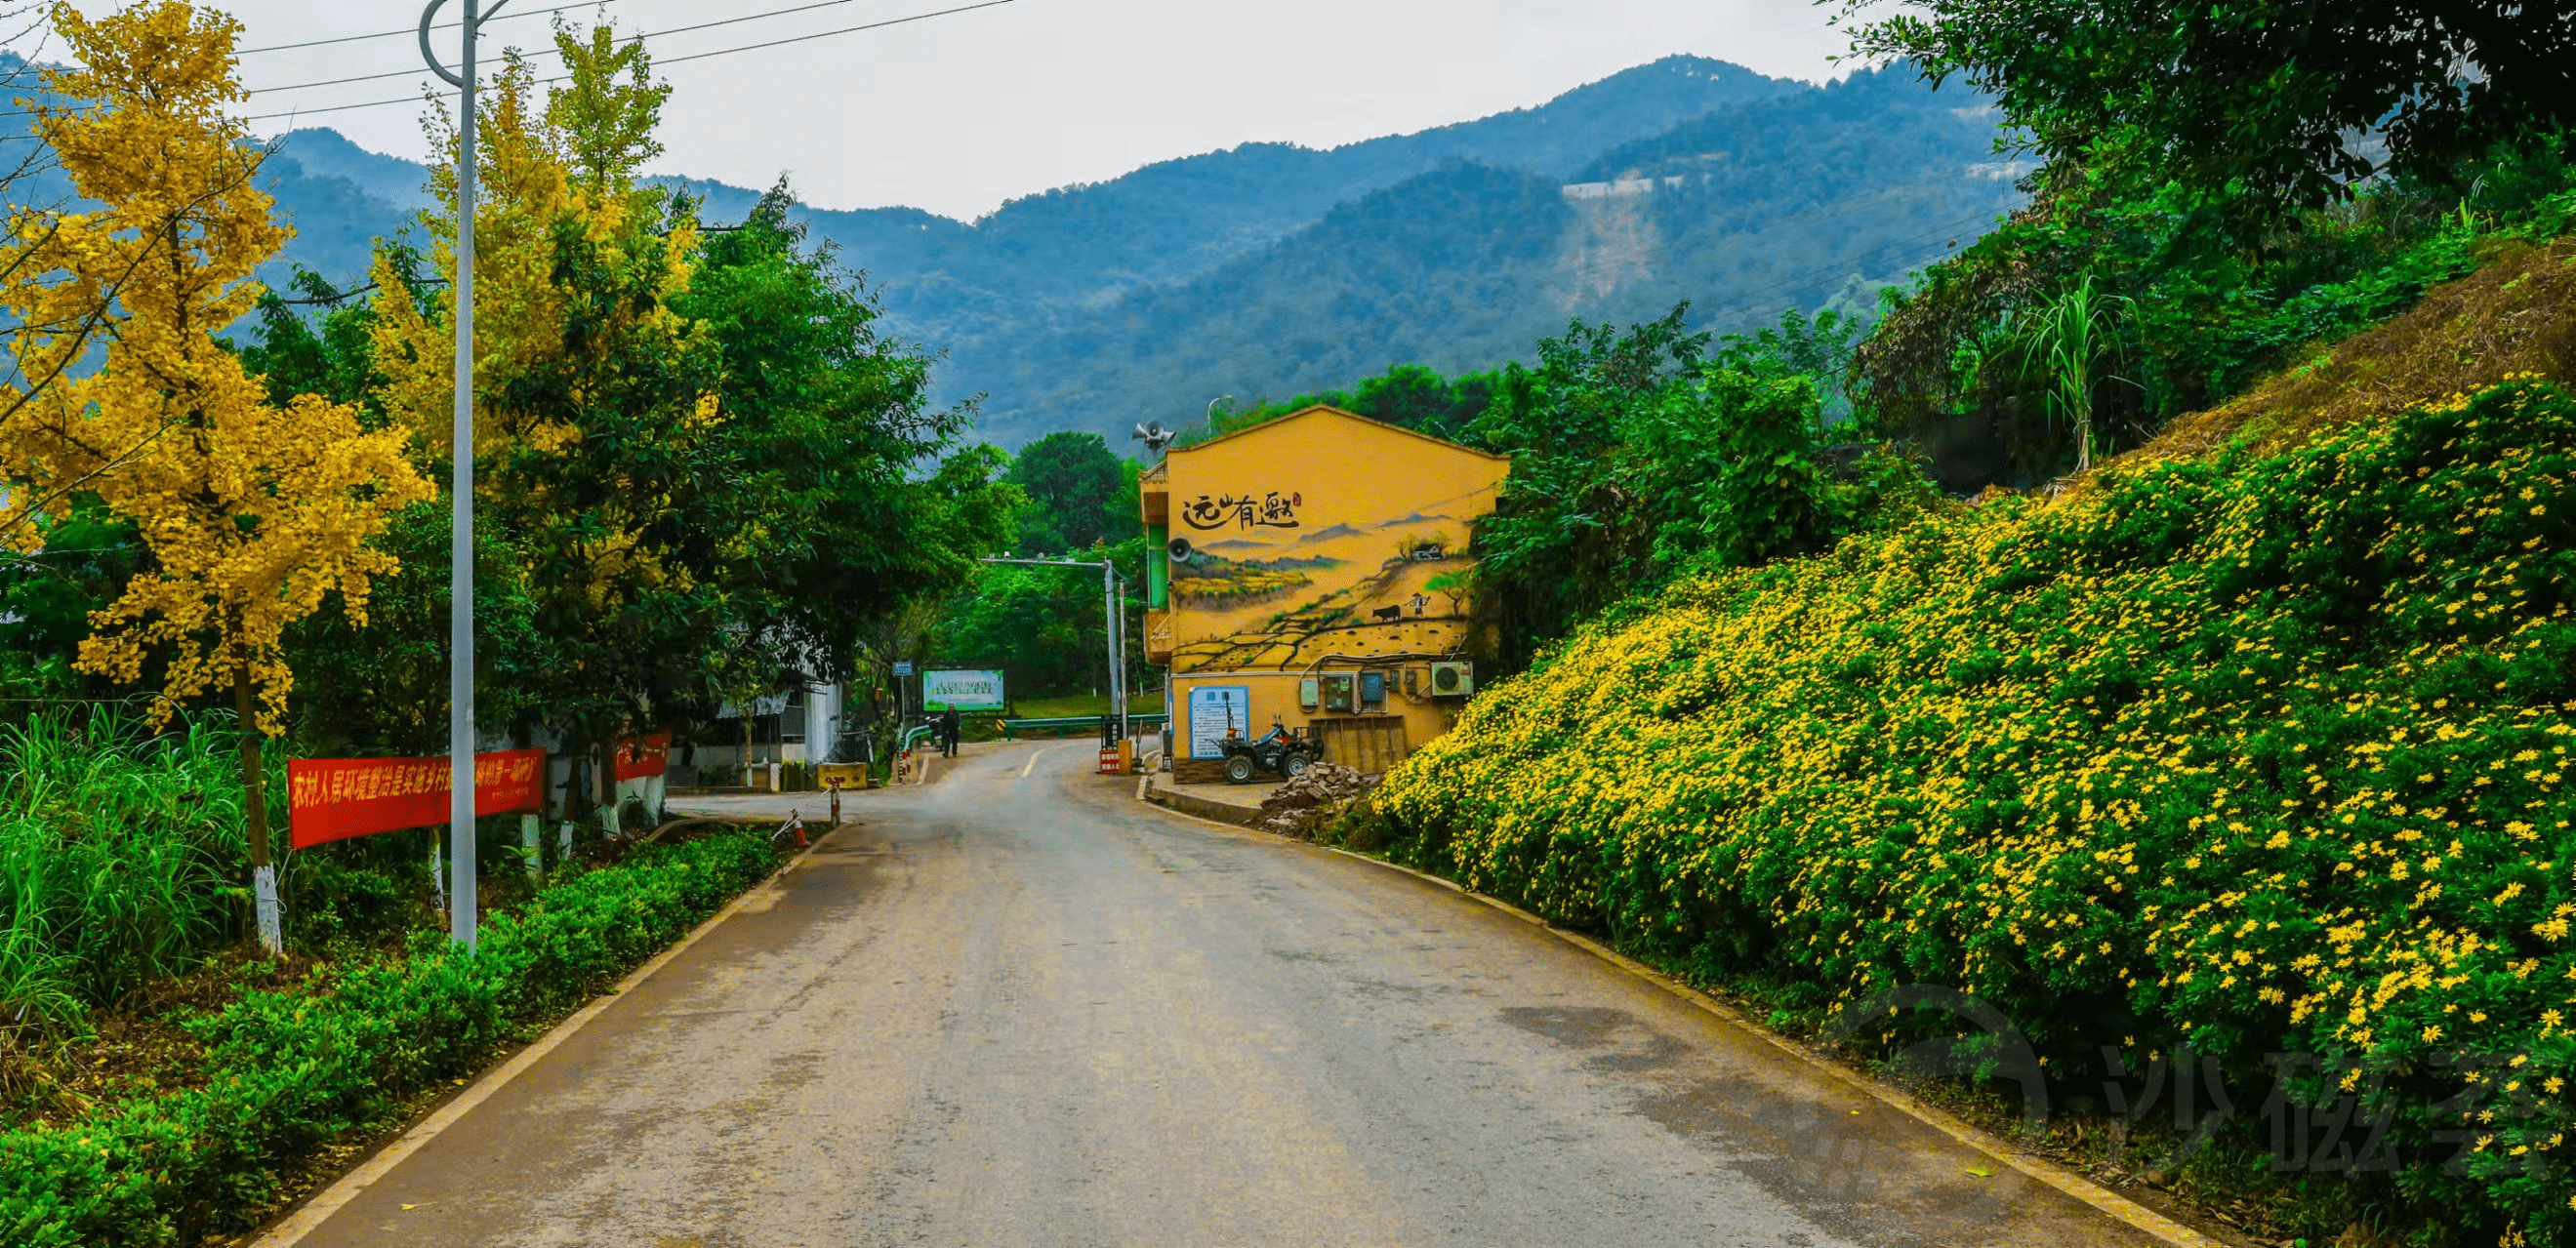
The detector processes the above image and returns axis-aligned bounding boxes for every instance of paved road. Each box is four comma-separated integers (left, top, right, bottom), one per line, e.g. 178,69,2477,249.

283,742,2164,1248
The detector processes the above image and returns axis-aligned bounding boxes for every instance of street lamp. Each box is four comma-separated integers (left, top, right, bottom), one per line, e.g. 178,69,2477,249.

980,556,1129,744
421,0,509,952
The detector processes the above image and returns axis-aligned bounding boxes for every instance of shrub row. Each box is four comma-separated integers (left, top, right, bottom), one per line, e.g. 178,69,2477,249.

0,832,777,1248
1372,379,2576,1242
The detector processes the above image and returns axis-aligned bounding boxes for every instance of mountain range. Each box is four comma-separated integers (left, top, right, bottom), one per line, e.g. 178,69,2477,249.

3,53,2024,446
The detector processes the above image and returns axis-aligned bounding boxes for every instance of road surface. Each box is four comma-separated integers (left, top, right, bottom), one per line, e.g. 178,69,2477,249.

279,741,2167,1247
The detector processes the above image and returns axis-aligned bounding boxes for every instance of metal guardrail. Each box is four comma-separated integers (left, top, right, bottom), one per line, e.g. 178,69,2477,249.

999,712,1168,741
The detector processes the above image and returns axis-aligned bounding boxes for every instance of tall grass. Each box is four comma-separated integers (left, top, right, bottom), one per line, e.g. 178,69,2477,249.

0,710,254,1023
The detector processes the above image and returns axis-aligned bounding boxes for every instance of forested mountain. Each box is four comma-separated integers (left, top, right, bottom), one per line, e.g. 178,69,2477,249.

977,65,2017,437
3,52,2017,445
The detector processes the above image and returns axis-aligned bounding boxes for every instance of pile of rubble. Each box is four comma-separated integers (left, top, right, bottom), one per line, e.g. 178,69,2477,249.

1255,761,1381,840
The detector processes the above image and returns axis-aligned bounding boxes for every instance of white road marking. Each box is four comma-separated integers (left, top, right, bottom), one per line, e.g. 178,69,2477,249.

1021,744,1074,778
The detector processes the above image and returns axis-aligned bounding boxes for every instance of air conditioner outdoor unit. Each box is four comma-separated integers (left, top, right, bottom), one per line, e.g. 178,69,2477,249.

1428,661,1474,698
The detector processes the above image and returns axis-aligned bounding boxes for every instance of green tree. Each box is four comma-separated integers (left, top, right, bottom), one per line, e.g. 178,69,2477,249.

1713,308,1860,431
1002,430,1128,554
1462,304,1920,667
1847,0,2576,228
1350,364,1498,437
239,264,552,754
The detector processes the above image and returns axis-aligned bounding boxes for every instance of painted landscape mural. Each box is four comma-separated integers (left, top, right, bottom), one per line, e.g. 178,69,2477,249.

1163,444,1502,671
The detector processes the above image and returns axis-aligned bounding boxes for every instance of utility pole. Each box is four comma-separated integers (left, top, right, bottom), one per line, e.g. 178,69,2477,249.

422,0,509,952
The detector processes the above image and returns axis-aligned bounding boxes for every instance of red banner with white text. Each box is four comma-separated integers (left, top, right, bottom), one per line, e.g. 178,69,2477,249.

613,733,671,782
287,749,547,849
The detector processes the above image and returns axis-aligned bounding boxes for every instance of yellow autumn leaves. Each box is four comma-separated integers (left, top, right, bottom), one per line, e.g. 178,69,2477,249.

0,2,429,732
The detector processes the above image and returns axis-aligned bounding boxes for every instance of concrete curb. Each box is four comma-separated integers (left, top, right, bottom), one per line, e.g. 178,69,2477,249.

250,833,830,1247
1132,791,2229,1248
1136,771,1262,826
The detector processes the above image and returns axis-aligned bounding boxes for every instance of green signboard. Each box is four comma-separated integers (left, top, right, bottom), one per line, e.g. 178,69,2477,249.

922,668,1005,712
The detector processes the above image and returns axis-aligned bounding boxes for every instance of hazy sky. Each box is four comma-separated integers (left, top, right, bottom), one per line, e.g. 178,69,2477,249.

33,1,1858,220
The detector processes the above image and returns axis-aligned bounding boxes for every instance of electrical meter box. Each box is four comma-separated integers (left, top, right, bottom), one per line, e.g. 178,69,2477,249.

1297,677,1320,709
1320,673,1357,713
1360,670,1386,708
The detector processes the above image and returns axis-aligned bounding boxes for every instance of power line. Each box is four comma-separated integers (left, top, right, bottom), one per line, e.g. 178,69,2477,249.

235,1,614,56
655,0,1013,66
0,0,1020,122
248,0,890,96
238,0,1018,124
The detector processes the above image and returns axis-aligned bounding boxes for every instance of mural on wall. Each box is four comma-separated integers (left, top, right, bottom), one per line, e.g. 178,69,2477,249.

1168,484,1486,671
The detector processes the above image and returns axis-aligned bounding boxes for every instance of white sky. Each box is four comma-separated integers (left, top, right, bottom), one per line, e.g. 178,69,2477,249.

30,1,1857,220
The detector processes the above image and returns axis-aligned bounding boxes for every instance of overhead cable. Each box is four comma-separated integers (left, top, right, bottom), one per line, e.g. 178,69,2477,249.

235,1,614,55
249,0,892,94
238,0,1018,123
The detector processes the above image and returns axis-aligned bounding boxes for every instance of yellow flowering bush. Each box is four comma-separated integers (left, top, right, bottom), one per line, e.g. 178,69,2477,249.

1375,377,2576,1236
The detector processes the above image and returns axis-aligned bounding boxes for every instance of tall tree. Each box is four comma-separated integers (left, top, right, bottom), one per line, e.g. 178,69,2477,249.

677,183,1017,749
1846,0,2576,227
0,1,431,949
369,34,726,788
1002,430,1127,554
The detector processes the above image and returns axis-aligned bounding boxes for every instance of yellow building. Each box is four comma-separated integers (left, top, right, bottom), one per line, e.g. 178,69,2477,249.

1140,405,1510,779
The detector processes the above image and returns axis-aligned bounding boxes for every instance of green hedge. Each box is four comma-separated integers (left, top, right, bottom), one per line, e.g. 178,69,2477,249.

1373,379,2576,1243
0,832,777,1248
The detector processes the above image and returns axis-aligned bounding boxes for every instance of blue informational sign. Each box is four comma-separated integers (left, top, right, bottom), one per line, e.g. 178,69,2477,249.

1185,685,1252,759
891,661,915,677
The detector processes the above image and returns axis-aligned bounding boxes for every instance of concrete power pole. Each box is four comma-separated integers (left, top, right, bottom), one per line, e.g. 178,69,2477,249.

422,0,509,952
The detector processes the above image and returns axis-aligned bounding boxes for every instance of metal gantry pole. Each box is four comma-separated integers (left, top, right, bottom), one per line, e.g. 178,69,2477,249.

1113,575,1129,744
980,555,1128,748
1101,560,1119,744
423,0,508,951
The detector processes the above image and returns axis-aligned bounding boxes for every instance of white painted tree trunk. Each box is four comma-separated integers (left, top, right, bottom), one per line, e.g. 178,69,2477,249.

253,864,281,952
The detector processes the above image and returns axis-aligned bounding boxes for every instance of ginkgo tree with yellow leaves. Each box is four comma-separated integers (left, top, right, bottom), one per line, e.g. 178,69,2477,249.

0,1,430,950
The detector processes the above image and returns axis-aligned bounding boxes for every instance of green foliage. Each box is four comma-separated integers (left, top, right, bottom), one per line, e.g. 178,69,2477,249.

1461,304,1928,667
0,711,254,1019
1711,307,1861,428
0,831,776,1247
279,500,549,755
1372,379,2576,1244
1177,363,1502,447
2009,272,2133,471
675,182,1017,697
0,501,144,708
929,533,1150,700
225,181,1015,759
1848,0,2576,230
0,710,456,1021
1858,142,2576,490
1001,431,1128,554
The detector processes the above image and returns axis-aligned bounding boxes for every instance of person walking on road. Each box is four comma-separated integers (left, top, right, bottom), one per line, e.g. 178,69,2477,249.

940,707,961,757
